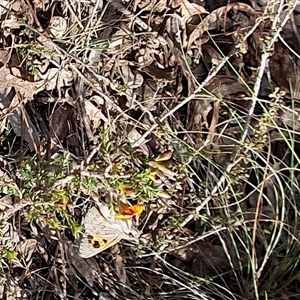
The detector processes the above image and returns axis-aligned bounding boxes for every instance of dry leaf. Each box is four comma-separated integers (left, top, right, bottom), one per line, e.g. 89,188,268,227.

187,97,212,133
279,107,300,131
0,87,40,151
206,100,220,144
0,0,10,16
127,128,149,155
85,100,107,130
16,239,37,262
172,0,208,22
137,0,167,13
48,16,68,39
206,75,248,97
0,66,39,99
68,244,95,286
148,160,176,180
170,240,237,277
38,67,73,91
0,195,12,211
270,42,298,93
50,103,74,149
188,3,255,49
0,48,11,66
115,254,127,283
156,150,173,161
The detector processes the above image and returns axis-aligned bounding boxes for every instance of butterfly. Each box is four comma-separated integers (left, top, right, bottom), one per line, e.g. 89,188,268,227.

79,203,140,258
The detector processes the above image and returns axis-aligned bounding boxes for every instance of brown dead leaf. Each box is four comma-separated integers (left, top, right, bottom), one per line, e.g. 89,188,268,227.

188,3,255,49
156,150,173,161
38,67,73,91
85,100,107,130
170,240,238,277
270,42,298,93
202,44,226,70
111,66,144,108
0,66,39,99
68,244,95,287
279,106,300,131
206,100,220,144
206,75,248,97
187,75,248,135
136,0,167,13
187,96,212,134
141,78,159,111
0,87,41,151
16,239,37,262
148,160,176,180
115,254,127,283
50,103,74,149
0,195,12,211
10,105,41,152
48,16,68,38
0,48,11,66
172,0,208,23
141,64,174,81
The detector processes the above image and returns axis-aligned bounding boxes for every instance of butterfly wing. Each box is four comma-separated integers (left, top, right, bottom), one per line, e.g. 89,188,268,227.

79,206,123,258
79,234,121,258
83,206,121,237
79,205,140,258
83,207,105,234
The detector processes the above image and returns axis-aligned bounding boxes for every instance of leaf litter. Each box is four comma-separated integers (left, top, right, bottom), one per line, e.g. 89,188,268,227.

0,0,300,299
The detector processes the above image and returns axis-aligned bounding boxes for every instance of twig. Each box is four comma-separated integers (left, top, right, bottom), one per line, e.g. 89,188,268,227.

24,0,44,32
180,156,244,227
139,55,230,142
75,78,97,147
241,0,299,143
240,51,269,143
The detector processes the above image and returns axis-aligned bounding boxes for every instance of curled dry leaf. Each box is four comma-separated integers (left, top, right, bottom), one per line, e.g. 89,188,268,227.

0,87,40,151
140,78,161,112
202,44,225,70
68,244,95,286
279,106,300,131
0,0,10,16
0,195,12,211
115,254,126,283
9,104,41,152
156,150,173,161
170,240,238,277
188,2,255,49
127,128,150,155
0,66,40,99
85,100,107,130
0,48,11,66
171,0,208,23
206,75,248,98
16,239,37,262
136,0,167,13
50,103,74,143
141,64,174,81
187,75,248,134
38,67,74,91
270,42,298,93
111,65,144,107
48,16,68,39
148,160,176,180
